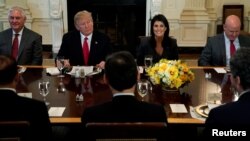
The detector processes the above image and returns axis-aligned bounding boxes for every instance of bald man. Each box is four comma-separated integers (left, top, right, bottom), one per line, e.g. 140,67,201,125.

198,15,250,66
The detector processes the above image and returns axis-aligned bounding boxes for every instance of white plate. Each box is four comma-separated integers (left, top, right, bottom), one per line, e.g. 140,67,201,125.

195,104,209,118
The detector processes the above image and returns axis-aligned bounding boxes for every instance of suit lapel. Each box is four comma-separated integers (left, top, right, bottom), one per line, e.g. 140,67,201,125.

89,32,98,63
219,34,227,65
18,27,28,59
6,29,13,54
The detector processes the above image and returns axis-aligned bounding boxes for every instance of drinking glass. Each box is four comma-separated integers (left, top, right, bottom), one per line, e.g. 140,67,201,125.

38,79,50,106
144,55,153,69
57,77,66,94
206,92,222,104
56,56,65,77
137,79,152,101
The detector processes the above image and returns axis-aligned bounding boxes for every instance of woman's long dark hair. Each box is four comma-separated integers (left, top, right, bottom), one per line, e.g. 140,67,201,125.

150,14,172,48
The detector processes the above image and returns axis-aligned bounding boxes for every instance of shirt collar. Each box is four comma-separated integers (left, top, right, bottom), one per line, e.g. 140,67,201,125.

223,32,239,43
239,89,250,98
12,28,24,36
80,32,93,42
113,93,135,97
0,88,16,93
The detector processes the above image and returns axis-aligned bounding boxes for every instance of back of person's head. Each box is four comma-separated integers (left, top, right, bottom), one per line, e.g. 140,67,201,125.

105,51,138,91
150,14,170,37
230,47,250,89
0,55,18,85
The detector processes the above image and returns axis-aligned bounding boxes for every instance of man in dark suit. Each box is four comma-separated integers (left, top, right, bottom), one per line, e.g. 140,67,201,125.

81,51,167,124
204,48,250,138
198,15,250,66
0,55,52,141
0,6,43,65
57,10,112,69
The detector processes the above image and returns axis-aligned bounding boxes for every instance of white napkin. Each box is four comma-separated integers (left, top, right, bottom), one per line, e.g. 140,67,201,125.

48,107,65,117
18,66,26,74
68,66,94,76
170,104,188,113
214,68,227,73
46,67,60,75
138,66,144,74
17,92,32,98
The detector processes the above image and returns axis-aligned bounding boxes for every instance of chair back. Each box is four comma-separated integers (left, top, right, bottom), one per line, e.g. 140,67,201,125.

85,122,168,141
0,121,30,141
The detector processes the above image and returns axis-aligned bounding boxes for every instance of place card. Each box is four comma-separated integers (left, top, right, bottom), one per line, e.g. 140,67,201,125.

17,92,32,98
46,67,60,75
48,107,65,117
170,104,188,113
214,68,227,73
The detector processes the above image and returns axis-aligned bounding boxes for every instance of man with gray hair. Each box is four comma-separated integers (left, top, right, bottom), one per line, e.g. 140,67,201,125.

0,6,43,65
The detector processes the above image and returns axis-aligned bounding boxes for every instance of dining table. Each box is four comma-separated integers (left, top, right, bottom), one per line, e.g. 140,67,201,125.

16,66,235,125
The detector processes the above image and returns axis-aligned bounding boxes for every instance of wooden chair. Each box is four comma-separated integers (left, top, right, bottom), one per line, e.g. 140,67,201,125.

0,121,30,141
85,122,168,141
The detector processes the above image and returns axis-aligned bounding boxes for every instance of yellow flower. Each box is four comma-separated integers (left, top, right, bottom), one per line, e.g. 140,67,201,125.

146,59,195,89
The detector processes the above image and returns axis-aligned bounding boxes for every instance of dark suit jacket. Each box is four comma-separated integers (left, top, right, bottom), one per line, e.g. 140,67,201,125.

204,92,250,137
57,30,112,66
198,34,250,66
0,27,43,65
0,90,52,141
136,36,179,66
81,95,167,125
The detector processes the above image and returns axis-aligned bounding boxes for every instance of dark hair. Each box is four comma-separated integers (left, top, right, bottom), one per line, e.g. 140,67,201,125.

105,51,138,91
150,14,172,48
0,55,18,85
230,47,250,89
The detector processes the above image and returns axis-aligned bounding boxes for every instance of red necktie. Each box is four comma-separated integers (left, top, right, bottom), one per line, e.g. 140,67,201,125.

11,34,19,59
83,37,89,65
230,40,236,56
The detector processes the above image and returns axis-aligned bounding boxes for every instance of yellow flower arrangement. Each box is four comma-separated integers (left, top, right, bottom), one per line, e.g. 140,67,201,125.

146,59,195,89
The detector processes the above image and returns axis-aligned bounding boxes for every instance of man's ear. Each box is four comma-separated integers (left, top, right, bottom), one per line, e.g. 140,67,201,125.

14,73,20,84
103,74,108,84
137,71,140,81
235,76,241,89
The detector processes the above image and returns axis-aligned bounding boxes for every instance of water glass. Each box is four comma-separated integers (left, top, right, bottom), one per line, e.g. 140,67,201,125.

56,56,65,77
206,92,222,104
38,79,50,106
144,55,153,69
137,79,152,101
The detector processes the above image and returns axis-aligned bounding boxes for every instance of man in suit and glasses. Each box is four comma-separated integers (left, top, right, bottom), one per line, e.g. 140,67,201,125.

0,6,43,65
